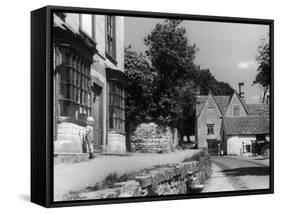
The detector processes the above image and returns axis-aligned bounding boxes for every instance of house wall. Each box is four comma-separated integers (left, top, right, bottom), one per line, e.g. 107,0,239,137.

196,95,222,149
225,93,247,117
226,135,256,156
54,13,87,154
54,13,126,154
94,15,124,72
54,122,86,153
91,15,125,153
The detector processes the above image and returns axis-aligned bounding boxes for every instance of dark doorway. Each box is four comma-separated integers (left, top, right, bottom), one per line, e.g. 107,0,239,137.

92,84,103,152
207,139,220,156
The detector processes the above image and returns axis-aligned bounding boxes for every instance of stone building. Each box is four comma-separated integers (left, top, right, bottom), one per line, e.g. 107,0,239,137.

195,91,269,155
53,12,127,154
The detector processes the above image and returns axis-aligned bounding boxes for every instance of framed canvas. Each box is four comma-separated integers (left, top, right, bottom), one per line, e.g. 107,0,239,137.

31,5,274,208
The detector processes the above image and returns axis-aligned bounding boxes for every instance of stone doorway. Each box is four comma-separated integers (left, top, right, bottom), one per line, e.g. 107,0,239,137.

92,83,103,152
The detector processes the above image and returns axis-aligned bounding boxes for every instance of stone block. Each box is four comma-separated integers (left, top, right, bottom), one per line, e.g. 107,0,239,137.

135,175,153,188
82,188,120,199
114,180,142,197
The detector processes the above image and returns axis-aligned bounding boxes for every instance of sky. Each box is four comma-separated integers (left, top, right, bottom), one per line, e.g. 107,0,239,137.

124,16,269,104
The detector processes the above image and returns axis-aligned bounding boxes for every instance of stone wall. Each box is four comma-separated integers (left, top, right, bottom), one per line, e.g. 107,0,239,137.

63,151,211,200
107,132,126,153
54,153,89,165
130,123,179,153
54,122,86,153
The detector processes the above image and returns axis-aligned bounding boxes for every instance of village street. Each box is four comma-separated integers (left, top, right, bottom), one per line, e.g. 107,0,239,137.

54,150,199,201
203,156,270,192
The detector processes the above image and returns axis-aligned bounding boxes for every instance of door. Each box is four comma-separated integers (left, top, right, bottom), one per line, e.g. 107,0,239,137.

92,84,103,152
207,139,219,156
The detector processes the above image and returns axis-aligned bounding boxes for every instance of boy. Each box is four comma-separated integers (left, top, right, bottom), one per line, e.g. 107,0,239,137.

85,116,95,159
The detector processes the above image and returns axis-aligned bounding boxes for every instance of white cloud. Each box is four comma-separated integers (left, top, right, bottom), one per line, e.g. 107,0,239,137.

237,61,257,70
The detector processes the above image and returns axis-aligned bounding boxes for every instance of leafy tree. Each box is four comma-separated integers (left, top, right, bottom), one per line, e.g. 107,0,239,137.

124,19,234,145
144,19,198,129
124,45,155,126
254,37,270,102
195,68,234,96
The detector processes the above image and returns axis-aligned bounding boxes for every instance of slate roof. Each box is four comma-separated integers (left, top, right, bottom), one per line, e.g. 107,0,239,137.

247,104,269,116
196,95,231,117
196,96,208,117
223,116,269,135
213,96,231,115
196,93,269,117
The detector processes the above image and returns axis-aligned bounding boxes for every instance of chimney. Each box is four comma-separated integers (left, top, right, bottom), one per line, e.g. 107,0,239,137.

238,82,244,98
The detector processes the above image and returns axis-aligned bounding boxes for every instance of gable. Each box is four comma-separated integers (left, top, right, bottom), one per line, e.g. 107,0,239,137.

213,96,231,115
200,94,222,120
225,92,248,117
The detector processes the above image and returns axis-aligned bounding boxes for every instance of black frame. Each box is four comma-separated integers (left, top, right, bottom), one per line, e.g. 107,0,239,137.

31,5,274,208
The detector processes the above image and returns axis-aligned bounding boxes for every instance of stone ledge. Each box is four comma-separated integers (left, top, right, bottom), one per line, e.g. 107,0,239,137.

63,151,211,200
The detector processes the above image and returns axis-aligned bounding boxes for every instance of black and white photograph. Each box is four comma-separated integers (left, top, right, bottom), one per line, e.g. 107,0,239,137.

52,11,272,202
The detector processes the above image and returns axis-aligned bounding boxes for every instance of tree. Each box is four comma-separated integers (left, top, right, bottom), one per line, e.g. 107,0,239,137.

144,19,198,129
124,45,155,126
195,68,234,96
124,20,234,145
254,37,270,103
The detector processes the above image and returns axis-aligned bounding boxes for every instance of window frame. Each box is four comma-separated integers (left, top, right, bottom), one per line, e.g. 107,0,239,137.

108,81,125,134
105,15,117,63
207,124,215,135
57,49,92,122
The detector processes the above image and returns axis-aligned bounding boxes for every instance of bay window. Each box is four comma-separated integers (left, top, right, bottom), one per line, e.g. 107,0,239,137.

58,49,92,121
108,81,125,132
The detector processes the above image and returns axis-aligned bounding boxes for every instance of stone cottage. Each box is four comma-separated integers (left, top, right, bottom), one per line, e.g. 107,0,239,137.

195,91,269,155
53,12,127,154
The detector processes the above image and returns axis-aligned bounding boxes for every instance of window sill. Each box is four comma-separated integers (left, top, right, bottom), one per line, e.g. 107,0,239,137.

79,29,97,47
108,129,125,135
106,52,117,65
57,116,87,127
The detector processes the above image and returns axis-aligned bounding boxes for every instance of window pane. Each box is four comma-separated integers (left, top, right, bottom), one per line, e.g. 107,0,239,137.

109,81,125,132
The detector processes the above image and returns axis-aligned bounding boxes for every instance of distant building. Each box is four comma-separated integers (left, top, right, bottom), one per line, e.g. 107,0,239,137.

53,12,127,154
195,91,269,156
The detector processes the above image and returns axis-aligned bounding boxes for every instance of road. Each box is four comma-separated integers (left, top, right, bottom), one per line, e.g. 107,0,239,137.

203,156,270,192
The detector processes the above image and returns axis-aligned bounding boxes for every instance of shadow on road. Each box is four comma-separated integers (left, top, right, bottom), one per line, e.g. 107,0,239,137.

221,167,269,177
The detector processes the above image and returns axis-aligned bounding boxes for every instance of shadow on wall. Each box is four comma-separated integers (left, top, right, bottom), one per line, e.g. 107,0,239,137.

221,166,269,177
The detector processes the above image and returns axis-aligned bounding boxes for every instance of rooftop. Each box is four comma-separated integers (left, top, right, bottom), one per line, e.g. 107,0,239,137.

223,116,269,135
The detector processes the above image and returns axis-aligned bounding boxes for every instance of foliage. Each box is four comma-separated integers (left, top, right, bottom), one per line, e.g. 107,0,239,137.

144,19,198,127
124,19,234,141
195,68,234,95
254,37,270,87
124,45,155,126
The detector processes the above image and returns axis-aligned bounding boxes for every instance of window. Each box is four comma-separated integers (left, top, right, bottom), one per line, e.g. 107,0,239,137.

246,144,251,153
208,99,215,108
58,50,91,120
105,16,116,60
233,105,240,116
108,81,125,132
243,143,251,153
207,124,214,135
79,14,95,39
